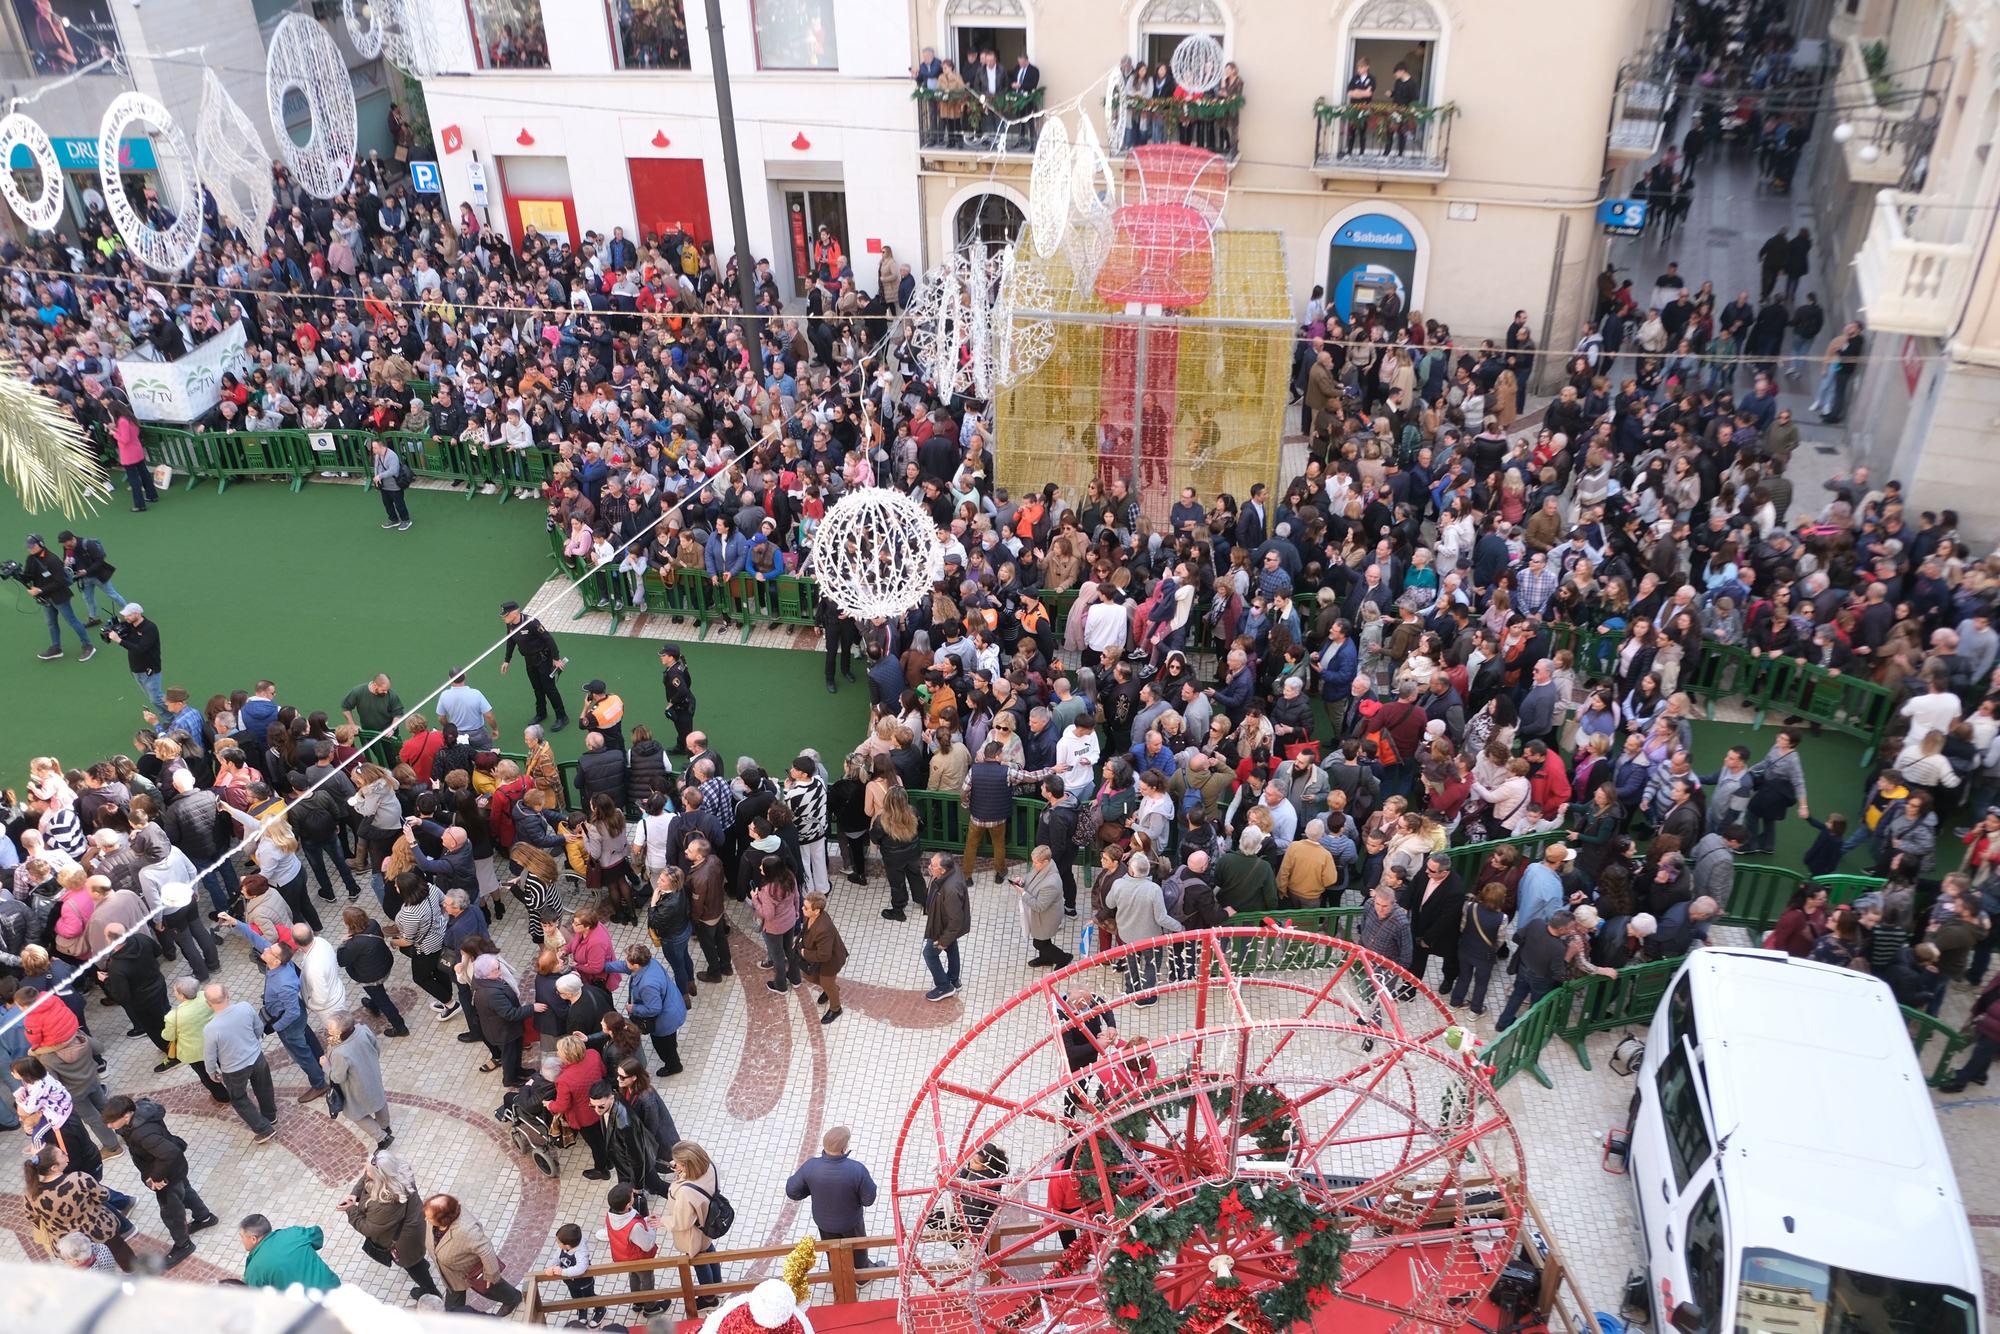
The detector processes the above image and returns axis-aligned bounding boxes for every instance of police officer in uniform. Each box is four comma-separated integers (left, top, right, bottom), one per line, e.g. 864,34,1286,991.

816,597,858,694
579,680,626,752
659,643,697,754
499,600,569,732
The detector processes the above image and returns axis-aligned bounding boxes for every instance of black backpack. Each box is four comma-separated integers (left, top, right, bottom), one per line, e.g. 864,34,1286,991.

686,1180,735,1239
393,450,415,488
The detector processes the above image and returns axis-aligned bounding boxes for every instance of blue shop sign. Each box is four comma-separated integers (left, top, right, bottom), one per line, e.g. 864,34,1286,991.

9,135,159,173
1332,214,1415,251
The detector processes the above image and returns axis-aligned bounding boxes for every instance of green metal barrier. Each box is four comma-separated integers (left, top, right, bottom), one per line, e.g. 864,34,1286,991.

1484,979,1571,1090
1552,959,1680,1067
1903,1006,1975,1087
1446,829,1567,890
1722,865,1886,933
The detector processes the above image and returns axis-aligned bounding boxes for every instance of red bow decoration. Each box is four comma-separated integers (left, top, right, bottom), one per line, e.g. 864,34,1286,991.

1307,1286,1335,1308
1217,1189,1250,1225
1118,1240,1153,1258
1311,1219,1330,1232
1292,1231,1312,1246
1117,1305,1141,1321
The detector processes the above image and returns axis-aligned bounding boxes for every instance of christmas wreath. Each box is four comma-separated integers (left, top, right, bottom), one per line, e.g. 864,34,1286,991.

1074,1081,1296,1208
1098,1181,1347,1334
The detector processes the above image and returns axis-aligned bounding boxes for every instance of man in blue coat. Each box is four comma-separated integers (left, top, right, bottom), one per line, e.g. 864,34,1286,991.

785,1126,879,1270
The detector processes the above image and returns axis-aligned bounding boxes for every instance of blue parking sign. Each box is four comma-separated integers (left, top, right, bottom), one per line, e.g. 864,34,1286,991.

410,161,441,194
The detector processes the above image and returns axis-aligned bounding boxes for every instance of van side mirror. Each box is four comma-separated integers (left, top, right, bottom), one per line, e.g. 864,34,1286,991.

1670,1301,1705,1333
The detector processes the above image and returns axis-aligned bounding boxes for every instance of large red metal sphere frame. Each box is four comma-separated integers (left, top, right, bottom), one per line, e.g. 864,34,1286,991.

890,926,1526,1334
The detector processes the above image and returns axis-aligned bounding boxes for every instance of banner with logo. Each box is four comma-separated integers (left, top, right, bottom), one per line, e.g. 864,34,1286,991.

116,322,252,423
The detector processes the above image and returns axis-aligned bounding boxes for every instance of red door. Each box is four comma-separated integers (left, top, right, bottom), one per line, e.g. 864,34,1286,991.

627,158,712,245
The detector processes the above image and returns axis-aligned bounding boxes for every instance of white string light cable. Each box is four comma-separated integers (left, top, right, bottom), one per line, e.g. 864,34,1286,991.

0,315,912,1045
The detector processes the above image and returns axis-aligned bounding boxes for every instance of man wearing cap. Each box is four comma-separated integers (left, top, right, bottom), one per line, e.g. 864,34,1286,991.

785,1127,879,1271
658,644,696,754
500,602,569,732
104,602,163,712
580,681,626,751
19,533,95,662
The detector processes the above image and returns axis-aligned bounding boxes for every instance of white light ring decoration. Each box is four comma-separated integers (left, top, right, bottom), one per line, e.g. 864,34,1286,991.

808,487,943,621
266,13,358,199
992,243,1056,389
906,261,971,398
1171,33,1225,95
99,93,203,273
1070,116,1115,217
1027,118,1072,260
1102,62,1131,150
966,248,998,399
0,113,65,231
1062,205,1114,292
196,70,276,243
342,0,387,59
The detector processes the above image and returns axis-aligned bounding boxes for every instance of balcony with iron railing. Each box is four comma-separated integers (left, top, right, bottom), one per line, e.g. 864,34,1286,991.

1834,34,1937,186
1608,72,1670,160
1853,189,1977,337
1310,98,1454,179
916,83,1242,164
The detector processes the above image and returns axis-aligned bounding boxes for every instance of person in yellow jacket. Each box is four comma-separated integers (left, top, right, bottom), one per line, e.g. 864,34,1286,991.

160,977,226,1103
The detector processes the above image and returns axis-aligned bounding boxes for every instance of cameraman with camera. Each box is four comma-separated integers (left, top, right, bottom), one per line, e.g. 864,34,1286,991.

104,603,163,712
12,534,96,663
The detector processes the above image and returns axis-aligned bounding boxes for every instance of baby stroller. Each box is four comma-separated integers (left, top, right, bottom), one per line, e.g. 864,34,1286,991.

496,1073,573,1177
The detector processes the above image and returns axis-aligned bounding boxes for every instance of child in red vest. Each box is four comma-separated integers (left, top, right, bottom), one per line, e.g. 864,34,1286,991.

604,1183,667,1316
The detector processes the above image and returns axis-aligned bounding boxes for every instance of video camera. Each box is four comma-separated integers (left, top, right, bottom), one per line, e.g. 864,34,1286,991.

0,559,52,606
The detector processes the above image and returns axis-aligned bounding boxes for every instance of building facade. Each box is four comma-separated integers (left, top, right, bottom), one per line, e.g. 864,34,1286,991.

1827,0,2000,538
1,0,395,238
912,0,1671,356
413,0,922,300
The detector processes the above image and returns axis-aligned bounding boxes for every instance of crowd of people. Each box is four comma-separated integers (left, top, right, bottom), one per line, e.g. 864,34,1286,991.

4,0,2000,1301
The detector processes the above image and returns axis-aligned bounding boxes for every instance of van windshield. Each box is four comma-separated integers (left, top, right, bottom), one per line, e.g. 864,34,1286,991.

1736,1248,1977,1334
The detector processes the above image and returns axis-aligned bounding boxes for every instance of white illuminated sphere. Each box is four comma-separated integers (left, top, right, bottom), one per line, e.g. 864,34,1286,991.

809,488,943,620
1857,142,1881,163
1831,122,1856,144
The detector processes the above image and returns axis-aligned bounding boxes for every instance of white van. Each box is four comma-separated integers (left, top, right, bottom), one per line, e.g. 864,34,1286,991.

1625,948,1984,1334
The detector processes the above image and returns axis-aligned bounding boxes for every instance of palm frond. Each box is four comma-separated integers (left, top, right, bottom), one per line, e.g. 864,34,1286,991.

0,352,109,517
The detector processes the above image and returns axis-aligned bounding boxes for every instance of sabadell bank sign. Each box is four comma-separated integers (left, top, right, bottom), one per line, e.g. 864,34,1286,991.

1336,222,1414,251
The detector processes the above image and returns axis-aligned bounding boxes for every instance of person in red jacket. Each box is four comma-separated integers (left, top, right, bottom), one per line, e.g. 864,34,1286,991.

544,1035,611,1180
1523,740,1572,815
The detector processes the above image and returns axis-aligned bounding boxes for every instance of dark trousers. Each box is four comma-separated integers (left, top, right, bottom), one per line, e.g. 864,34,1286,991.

189,1060,229,1103
823,1230,872,1273
362,1238,444,1297
380,486,410,523
884,850,927,911
125,461,159,509
577,1118,611,1172
154,1175,211,1246
1495,969,1557,1030
837,831,870,881
443,1278,523,1313
273,871,322,933
651,1031,682,1075
123,998,171,1052
1054,856,1078,912
407,950,455,1005
666,705,694,751
693,919,732,976
494,1032,525,1085
360,981,408,1032
1408,944,1459,995
1951,1033,1998,1086
1450,946,1496,1013
200,859,241,914
302,839,362,899
456,983,480,1039
221,1055,277,1135
824,622,856,684
526,662,567,722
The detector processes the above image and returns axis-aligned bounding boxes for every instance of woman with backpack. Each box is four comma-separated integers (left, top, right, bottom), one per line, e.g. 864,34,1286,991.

667,1140,726,1301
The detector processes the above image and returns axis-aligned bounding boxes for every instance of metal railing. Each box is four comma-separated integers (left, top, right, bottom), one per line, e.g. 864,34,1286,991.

1311,101,1454,174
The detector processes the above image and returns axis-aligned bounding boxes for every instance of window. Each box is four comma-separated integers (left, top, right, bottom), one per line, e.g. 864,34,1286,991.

752,0,838,70
1737,1249,1978,1334
608,0,689,70
1665,974,1697,1051
1681,1183,1725,1334
464,0,549,69
1345,0,1442,103
1137,0,1225,71
1654,1040,1712,1193
954,192,1024,249
945,0,1028,68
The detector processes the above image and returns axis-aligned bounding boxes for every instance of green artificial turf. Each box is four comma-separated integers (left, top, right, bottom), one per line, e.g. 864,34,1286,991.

0,478,867,784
